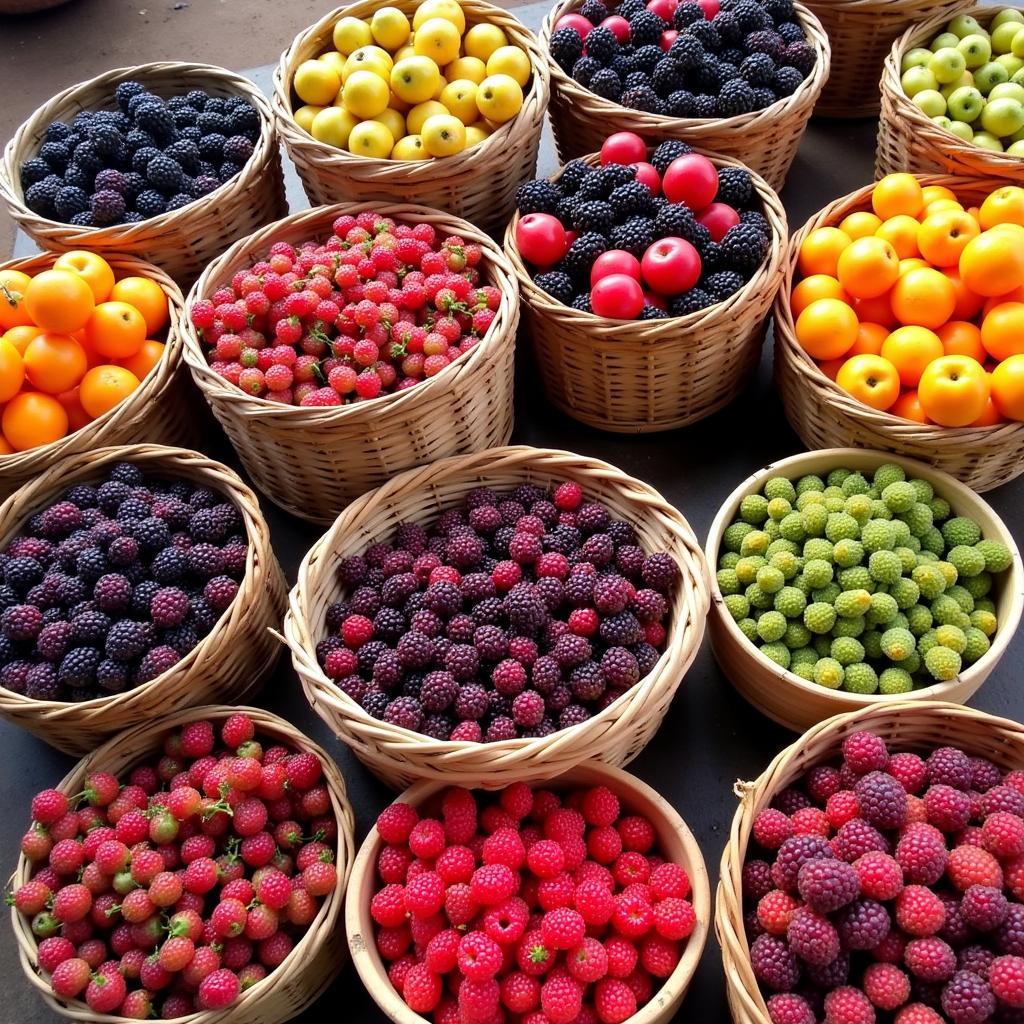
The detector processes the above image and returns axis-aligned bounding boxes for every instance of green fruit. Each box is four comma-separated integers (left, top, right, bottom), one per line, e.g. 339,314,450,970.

882,482,916,513
932,593,964,626
862,630,884,660
977,598,997,614
769,550,800,580
804,558,835,589
879,667,914,695
945,584,975,614
746,582,774,611
740,493,770,524
784,621,813,650
845,662,879,694
970,608,998,637
963,626,991,665
924,645,962,681
841,473,871,496
761,642,791,668
894,547,918,574
803,538,835,563
962,572,992,600
832,636,866,666
921,527,946,556
826,468,852,488
813,583,842,606
830,538,863,569
757,610,788,643
741,530,770,557
833,615,866,638
906,604,934,637
904,46,935,71
723,522,754,553
763,520,781,541
792,661,815,682
901,503,934,538
717,568,741,595
948,545,986,578
845,494,874,527
826,512,861,543
835,588,873,618
724,594,750,621
796,473,826,495
757,565,786,594
767,539,800,558
779,512,806,543
910,478,934,503
935,624,967,654
803,504,829,537
872,463,906,491
813,657,844,690
804,601,837,635
880,627,916,662
942,516,981,547
977,539,1013,573
720,552,740,570
838,566,874,593
870,500,894,522
935,561,959,589
861,520,895,553
792,646,818,668
890,577,921,610
738,617,758,643
774,586,808,619
764,476,796,503
913,563,947,600
736,556,765,585
767,497,792,522
868,550,903,585
866,591,899,627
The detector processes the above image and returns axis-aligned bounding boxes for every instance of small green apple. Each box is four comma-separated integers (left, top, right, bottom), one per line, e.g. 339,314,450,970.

947,85,985,122
958,34,993,68
1011,124,1024,142
932,115,954,130
982,96,1024,136
948,120,976,141
932,32,961,51
997,53,1024,76
929,47,968,84
941,71,975,99
902,47,935,72
973,130,1006,151
976,61,1010,94
914,90,948,118
992,21,1022,55
1007,139,1024,155
902,65,940,97
993,9,1024,29
1012,27,1024,59
991,82,1024,103
949,14,985,39
1014,67,1024,85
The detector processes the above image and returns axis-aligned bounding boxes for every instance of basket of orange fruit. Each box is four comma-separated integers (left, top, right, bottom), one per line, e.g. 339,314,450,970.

774,173,1024,492
0,249,190,497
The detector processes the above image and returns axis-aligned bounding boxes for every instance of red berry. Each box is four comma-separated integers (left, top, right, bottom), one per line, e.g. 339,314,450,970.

197,967,240,1010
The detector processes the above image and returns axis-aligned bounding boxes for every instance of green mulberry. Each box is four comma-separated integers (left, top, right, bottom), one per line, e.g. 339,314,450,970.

882,481,916,513
736,556,765,585
767,539,800,558
900,502,934,538
738,618,758,643
757,610,788,643
740,493,770,524
906,536,923,553
746,583,774,611
924,645,962,682
873,463,906,491
779,512,806,543
792,575,813,596
880,627,916,662
833,615,866,638
723,521,754,553
792,661,815,682
740,530,770,557
813,635,833,658
900,651,922,675
803,558,834,589
945,584,975,614
862,630,884,660
890,576,921,610
724,594,750,621
912,563,947,600
813,583,842,605
869,550,903,585
976,598,997,614
963,572,992,601
977,539,1013,573
845,662,880,694
791,647,818,668
866,591,899,627
835,589,872,618
879,667,914,695
845,494,874,526
764,476,797,503
910,477,934,504
970,608,998,637
797,473,826,495
963,627,991,665
917,629,939,657
942,516,982,548
796,490,823,512
805,601,837,635
760,642,791,668
833,539,866,569
934,624,967,654
842,472,871,496
769,550,799,580
766,497,792,523
720,552,741,570
894,547,918,574
948,545,986,578
803,538,834,563
774,586,807,618
813,658,844,690
763,520,781,541
932,594,963,626
861,520,895,553
803,504,829,537
890,519,912,547
838,566,875,592
826,512,861,543
920,527,945,556
825,468,851,488
929,497,952,522
784,621,813,649
832,636,865,666
717,568,741,596
906,604,933,636
870,500,894,521
756,565,785,594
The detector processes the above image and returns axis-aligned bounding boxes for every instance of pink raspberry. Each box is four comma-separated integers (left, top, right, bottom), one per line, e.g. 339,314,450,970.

458,977,500,1021
758,890,799,936
947,845,1003,891
540,969,583,1024
895,885,946,937
567,936,609,984
639,933,680,978
481,897,529,945
904,936,956,982
896,823,948,885
826,791,861,829
753,808,793,850
376,802,418,844
888,752,929,794
575,879,616,927
894,1006,943,1024
471,863,518,906
766,993,816,1024
989,954,1024,1007
823,985,875,1024
843,731,889,774
855,851,904,901
863,961,911,1010
791,806,830,837
982,811,1024,859
924,784,971,832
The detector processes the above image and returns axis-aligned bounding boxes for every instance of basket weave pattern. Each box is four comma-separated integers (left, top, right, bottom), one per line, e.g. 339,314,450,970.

0,62,287,286
0,445,288,756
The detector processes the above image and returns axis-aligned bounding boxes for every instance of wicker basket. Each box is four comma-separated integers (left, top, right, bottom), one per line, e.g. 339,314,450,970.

878,5,1024,180
717,699,1024,1024
285,444,710,789
10,704,355,1024
774,174,1024,491
504,151,788,433
272,0,549,237
180,202,518,525
704,448,1024,733
0,62,287,286
0,445,287,756
348,761,711,1023
539,0,830,190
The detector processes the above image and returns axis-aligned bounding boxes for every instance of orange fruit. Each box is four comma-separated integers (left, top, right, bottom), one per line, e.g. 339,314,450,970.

0,270,32,330
872,174,925,221
960,230,1024,297
836,354,901,411
0,338,24,404
970,396,1004,426
1,325,42,355
942,266,985,322
53,251,115,304
938,321,985,362
917,210,980,267
981,302,1024,363
0,436,13,456
923,199,966,218
798,227,852,278
921,185,957,206
992,355,1024,421
57,387,92,432
819,358,845,381
795,298,859,361
23,332,88,394
881,326,944,388
24,269,95,334
983,284,1024,316
875,215,921,260
853,291,897,328
84,301,146,360
891,390,931,423
890,267,956,329
979,185,1024,229
839,211,883,240
918,354,990,427
791,275,848,317
79,365,141,419
849,322,888,357
119,339,166,381
2,392,68,451
837,237,900,299
110,277,168,336
899,258,928,275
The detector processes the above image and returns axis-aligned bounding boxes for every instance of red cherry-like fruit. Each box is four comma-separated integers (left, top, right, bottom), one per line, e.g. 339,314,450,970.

660,29,679,50
600,132,648,166
644,292,668,310
514,214,568,268
554,13,592,38
697,0,719,17
591,250,642,286
641,238,702,296
662,154,719,211
632,162,662,196
599,15,631,42
697,202,741,243
590,274,645,319
647,0,676,21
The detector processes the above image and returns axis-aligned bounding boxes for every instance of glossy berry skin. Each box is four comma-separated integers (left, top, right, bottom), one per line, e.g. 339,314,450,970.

515,214,569,268
590,274,645,319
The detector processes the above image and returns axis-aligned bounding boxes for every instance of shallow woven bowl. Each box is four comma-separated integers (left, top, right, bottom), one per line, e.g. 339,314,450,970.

348,761,711,1023
272,0,549,237
0,445,288,755
180,202,518,525
774,174,1024,492
539,0,830,190
504,149,788,433
0,62,287,286
10,704,355,1024
717,699,1024,1024
285,444,710,789
878,5,1024,181
704,447,1024,734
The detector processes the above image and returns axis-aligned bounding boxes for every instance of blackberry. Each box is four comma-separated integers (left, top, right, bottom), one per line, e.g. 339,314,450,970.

619,0,646,16
93,574,133,614
652,60,686,97
663,89,695,117
654,202,696,238
720,223,769,276
95,658,130,693
136,645,179,684
712,10,743,45
629,10,666,47
222,135,253,166
198,133,226,162
162,625,199,656
186,544,223,578
580,0,608,22
534,271,574,305
717,78,756,115
746,29,784,61
734,1,772,32
571,292,593,313
560,159,593,195
131,517,170,553
135,189,167,218
611,216,656,256
165,192,193,213
692,94,718,117
589,68,623,101
632,44,664,74
673,1,705,27
668,32,706,72
621,86,664,114
634,641,659,675
562,232,608,279
689,21,721,51
773,65,805,96
25,663,60,700
764,0,795,21
623,70,651,95
5,556,44,594
134,102,176,144
20,158,52,190
146,154,183,195
382,695,422,731
550,26,585,71
90,189,126,226
115,81,148,112
43,121,73,146
572,56,601,87
777,21,805,44
226,103,259,138
609,181,654,219
25,175,62,217
716,166,754,207
600,647,640,687
39,141,71,173
171,106,198,130
704,269,745,301
58,646,100,689
516,178,561,216
191,174,221,198
104,619,152,661
739,52,775,87
188,595,218,634
130,580,161,619
782,41,816,76
569,200,611,233
164,139,199,174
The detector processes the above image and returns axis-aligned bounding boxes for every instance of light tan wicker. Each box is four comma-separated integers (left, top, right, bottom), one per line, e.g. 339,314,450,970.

504,150,788,433
0,62,287,286
774,174,1024,491
348,761,711,1023
272,0,549,237
878,5,1024,180
718,699,1024,1024
539,0,830,190
10,704,355,1024
180,202,518,525
0,445,287,756
285,444,710,789
704,448,1024,733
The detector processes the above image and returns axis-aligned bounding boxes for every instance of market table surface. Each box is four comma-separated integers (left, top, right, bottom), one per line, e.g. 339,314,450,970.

1,3,1022,1020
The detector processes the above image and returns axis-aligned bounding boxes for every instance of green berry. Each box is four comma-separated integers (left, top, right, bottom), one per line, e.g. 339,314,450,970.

845,494,873,526
931,594,964,627
767,539,800,558
844,662,879,694
970,609,998,637
769,551,800,580
760,642,791,668
917,629,939,657
756,565,785,594
826,512,861,543
862,630,883,659
890,576,921,610
813,635,832,658
720,551,740,570
906,536,923,553
963,627,991,665
736,556,765,585
724,594,750,621
792,575,813,596
929,497,952,522
879,667,914,695
740,530,770,557
912,564,947,600
924,645,961,682
906,604,933,637
738,618,758,643
835,589,872,618
833,539,866,569
723,521,754,553
803,504,829,537
803,538,834,563
812,583,842,605
842,472,870,496
880,627,916,662
869,550,903,585
826,469,851,488
740,494,770,524
882,481,916,513
900,503,934,539
945,585,974,614
901,651,922,675
763,519,781,541
766,497,792,522
764,477,796,503
774,586,807,618
977,539,1013,573
746,583,774,611
976,598,997,615
791,646,818,668
804,601,837,635
942,516,982,548
873,463,906,491
838,566,874,592
784,621,813,649
962,572,992,600
866,591,899,627
934,624,967,654
831,636,865,666
717,568,740,596
894,547,918,574
813,658,844,690
757,610,788,643
890,519,912,547
792,661,815,682
948,545,986,578
910,477,934,504
779,512,806,543
803,558,834,589
920,527,945,556
833,615,866,638
861,520,894,553
870,500,894,521
796,490,823,511
797,473,827,495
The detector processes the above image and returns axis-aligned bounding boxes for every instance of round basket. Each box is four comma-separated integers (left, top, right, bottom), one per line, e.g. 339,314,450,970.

539,0,830,190
0,444,288,756
717,699,1024,1024
878,5,1024,180
0,250,192,500
503,150,788,433
271,0,550,237
180,202,518,525
10,704,355,1024
774,174,1024,492
285,444,710,789
0,62,287,287
704,447,1024,734
348,761,711,1023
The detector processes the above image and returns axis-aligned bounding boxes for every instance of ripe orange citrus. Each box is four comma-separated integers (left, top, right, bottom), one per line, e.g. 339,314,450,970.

891,390,931,423
119,340,166,381
981,302,1024,362
839,211,883,240
791,275,848,317
795,298,859,360
819,358,845,381
872,174,925,221
23,332,88,394
971,396,1004,426
110,277,168,335
942,266,985,322
849,322,888,357
798,227,851,278
84,301,146,360
881,326,944,388
836,354,901,411
53,251,115,304
938,321,986,363
1,325,41,355
992,354,1024,421
2,392,68,451
918,355,990,427
0,270,32,330
921,185,958,207
853,292,897,328
79,365,141,419
980,186,1024,229
890,267,956,329
960,230,1024,297
917,210,980,267
0,338,24,404
837,237,900,299
57,387,91,432
875,215,921,260
24,269,95,334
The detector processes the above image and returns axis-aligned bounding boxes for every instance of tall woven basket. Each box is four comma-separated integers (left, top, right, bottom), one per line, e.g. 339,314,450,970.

774,175,1024,492
504,151,788,432
272,0,549,237
0,445,287,756
0,62,287,286
285,445,710,789
718,700,1024,1024
539,1,830,190
0,250,192,500
10,705,355,1024
878,5,1024,180
181,202,518,525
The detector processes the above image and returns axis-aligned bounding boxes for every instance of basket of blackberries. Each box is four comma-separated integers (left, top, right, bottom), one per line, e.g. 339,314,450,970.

0,62,287,286
539,0,830,190
504,133,788,432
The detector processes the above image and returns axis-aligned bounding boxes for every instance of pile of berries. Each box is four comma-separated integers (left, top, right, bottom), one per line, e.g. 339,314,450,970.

19,81,260,227
369,781,697,1023
10,712,339,1018
316,480,678,742
188,211,500,405
547,0,816,118
743,730,1024,1024
717,461,1012,694
0,461,248,702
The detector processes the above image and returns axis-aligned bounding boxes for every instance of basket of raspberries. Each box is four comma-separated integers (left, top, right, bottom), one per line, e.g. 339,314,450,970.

504,131,787,432
8,705,354,1023
181,204,518,525
0,62,286,285
0,446,287,756
719,700,1024,1024
539,0,830,188
284,444,710,789
348,764,709,1023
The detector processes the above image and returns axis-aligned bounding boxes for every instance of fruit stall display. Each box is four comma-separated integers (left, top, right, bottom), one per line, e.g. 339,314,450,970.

272,0,550,236
346,764,710,1023
539,0,830,189
704,448,1023,733
504,133,787,432
0,62,287,285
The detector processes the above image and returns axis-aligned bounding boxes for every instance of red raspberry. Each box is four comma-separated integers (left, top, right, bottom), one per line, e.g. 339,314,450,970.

404,871,445,918
791,806,830,837
588,825,623,865
498,781,533,820
924,784,971,832
425,928,460,974
896,823,948,885
554,482,583,511
53,883,91,923
904,936,956,982
888,752,928,794
441,788,478,845
85,970,127,1013
408,818,446,859
197,968,240,1010
538,871,574,911
540,969,583,1024
482,897,529,945
612,891,653,938
640,932,681,978
649,862,691,900
13,879,51,915
436,845,474,885
757,890,799,935
376,802,418,844
982,811,1024,859
581,786,620,828
872,930,907,964
376,924,412,961
947,845,1003,890
565,935,609,984
49,837,84,875
50,957,91,999
402,962,442,1014
654,897,696,941
574,879,615,927
37,936,75,974
444,883,477,927
541,907,586,950
527,839,565,879
823,985,876,1024
896,885,946,936
517,930,554,976
212,898,248,938
855,851,904,900
753,809,793,850
245,904,278,941
766,993,816,1024
603,936,638,978
594,977,637,1024
843,731,889,774
862,961,911,1009
989,954,1024,1007
617,815,655,853
482,828,526,870
458,977,500,1021
159,935,196,972
826,791,861,829
471,863,518,906
458,931,503,981
501,971,541,1013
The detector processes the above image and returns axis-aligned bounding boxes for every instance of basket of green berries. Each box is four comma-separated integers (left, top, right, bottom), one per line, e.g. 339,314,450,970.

704,448,1023,733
